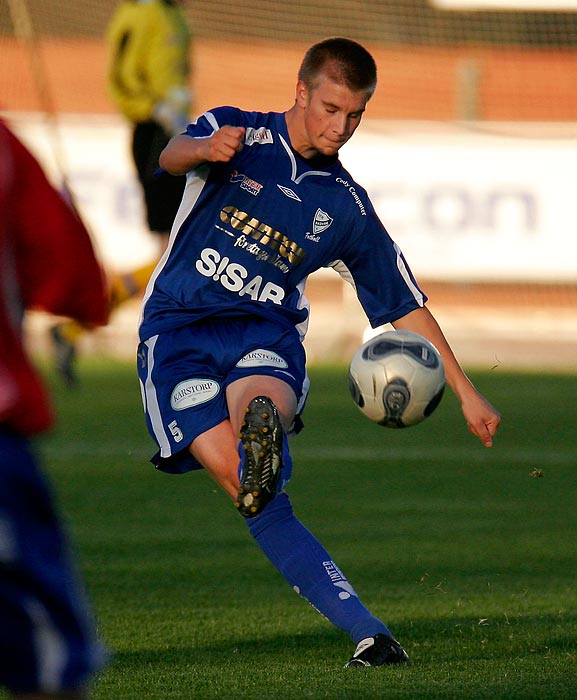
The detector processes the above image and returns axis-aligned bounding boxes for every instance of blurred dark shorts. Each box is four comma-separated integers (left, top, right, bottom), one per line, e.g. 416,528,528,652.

132,120,186,234
0,429,106,694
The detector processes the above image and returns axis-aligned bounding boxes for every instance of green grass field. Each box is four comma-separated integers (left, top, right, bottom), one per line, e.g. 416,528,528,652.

8,360,577,699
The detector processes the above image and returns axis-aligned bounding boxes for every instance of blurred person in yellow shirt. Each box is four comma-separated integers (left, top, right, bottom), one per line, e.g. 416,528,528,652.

51,0,192,385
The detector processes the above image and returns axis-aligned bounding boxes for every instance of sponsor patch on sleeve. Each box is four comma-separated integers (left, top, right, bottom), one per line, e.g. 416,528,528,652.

245,127,273,145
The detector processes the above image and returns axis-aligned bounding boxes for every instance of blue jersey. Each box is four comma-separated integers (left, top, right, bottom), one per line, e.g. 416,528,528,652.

139,107,426,342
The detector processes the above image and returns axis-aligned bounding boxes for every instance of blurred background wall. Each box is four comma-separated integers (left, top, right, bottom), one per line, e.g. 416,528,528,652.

2,0,576,370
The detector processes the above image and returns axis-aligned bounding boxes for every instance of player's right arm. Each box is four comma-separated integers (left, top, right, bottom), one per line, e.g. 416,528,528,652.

159,125,246,175
392,306,502,447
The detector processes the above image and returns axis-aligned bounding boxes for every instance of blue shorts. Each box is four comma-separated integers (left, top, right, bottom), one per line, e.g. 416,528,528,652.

0,429,106,695
137,316,309,474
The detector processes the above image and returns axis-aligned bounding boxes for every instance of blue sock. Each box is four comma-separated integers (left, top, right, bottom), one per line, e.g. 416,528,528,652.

246,492,391,643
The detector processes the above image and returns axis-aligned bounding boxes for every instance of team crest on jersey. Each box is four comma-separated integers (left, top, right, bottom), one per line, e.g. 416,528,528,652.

245,127,273,146
230,171,263,196
313,208,333,234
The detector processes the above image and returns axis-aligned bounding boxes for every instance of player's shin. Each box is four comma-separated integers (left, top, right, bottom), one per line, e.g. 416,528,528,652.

246,492,391,643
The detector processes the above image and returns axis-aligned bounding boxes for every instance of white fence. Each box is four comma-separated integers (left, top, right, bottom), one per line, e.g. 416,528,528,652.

7,112,577,369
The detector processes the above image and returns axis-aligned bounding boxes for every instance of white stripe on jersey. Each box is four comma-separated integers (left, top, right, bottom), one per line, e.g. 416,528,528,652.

394,241,424,306
139,163,211,324
203,110,220,133
328,259,357,291
329,249,424,308
294,277,310,342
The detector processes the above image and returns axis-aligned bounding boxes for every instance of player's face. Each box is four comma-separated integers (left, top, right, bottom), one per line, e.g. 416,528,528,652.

296,74,370,158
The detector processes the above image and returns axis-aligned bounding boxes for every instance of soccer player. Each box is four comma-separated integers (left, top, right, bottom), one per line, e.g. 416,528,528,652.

0,119,108,698
51,0,192,385
137,37,502,667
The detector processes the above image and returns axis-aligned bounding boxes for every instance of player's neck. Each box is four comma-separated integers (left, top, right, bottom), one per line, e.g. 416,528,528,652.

284,106,338,167
284,105,319,161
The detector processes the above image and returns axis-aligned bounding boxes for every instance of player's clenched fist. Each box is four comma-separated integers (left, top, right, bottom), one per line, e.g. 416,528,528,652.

206,126,246,162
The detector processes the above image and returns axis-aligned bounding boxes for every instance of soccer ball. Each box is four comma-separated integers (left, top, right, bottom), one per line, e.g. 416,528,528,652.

348,329,445,428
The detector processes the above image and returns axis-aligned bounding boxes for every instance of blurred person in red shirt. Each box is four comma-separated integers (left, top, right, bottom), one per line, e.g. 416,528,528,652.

0,119,108,700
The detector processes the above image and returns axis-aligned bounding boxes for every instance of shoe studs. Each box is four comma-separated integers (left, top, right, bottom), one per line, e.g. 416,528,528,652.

236,396,283,518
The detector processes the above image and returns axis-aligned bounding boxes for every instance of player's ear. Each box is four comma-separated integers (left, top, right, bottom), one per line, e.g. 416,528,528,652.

295,80,309,108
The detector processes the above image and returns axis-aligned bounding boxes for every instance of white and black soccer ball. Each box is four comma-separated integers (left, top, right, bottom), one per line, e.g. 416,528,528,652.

348,330,445,428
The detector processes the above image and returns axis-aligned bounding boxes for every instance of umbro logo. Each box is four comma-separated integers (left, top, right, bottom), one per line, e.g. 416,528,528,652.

277,184,302,202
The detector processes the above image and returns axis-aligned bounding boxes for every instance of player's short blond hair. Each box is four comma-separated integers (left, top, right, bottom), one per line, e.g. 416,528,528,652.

298,37,377,98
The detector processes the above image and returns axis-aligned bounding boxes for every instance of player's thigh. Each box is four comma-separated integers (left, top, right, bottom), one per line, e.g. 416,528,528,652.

227,318,308,430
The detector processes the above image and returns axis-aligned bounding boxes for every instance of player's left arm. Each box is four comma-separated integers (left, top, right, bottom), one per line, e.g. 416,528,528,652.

392,306,502,447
